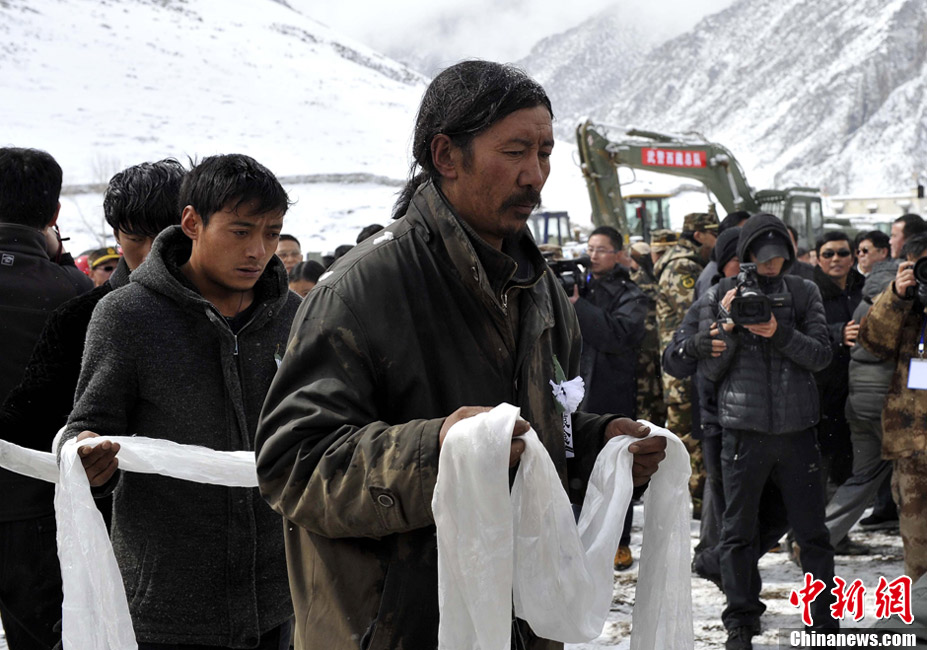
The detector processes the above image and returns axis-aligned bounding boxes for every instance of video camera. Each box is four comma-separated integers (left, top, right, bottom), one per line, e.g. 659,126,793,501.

728,263,790,325
548,256,590,296
904,258,927,302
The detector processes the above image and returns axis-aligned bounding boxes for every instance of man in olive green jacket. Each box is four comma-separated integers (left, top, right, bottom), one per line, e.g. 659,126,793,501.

256,61,667,650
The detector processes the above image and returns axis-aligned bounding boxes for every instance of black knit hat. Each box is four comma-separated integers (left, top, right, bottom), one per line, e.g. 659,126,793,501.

714,227,741,270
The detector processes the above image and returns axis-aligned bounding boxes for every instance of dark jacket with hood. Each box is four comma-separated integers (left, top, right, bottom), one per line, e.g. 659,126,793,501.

663,227,742,439
699,214,832,434
1,258,131,453
813,264,864,426
846,258,899,422
61,226,299,647
575,264,648,417
255,180,617,650
0,223,92,522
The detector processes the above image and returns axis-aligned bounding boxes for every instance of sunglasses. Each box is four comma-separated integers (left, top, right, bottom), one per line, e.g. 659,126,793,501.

96,265,117,272
857,247,883,255
820,249,852,259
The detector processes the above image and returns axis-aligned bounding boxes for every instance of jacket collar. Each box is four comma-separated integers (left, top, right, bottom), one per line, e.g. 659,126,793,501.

813,264,864,300
108,256,131,290
0,223,49,258
130,225,290,324
404,181,548,310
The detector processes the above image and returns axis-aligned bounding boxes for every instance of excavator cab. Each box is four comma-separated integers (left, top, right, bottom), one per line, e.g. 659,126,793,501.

624,193,671,242
755,188,823,251
528,210,572,245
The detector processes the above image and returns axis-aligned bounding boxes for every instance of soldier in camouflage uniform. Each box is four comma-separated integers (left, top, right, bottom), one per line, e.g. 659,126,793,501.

630,232,676,425
858,233,927,581
655,214,718,511
254,61,668,650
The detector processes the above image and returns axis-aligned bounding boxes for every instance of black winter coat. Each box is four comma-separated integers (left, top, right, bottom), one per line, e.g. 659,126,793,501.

574,265,648,417
0,223,92,521
813,266,864,425
699,214,832,433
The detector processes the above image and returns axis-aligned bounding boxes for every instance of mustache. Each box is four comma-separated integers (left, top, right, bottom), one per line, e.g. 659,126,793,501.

500,189,542,213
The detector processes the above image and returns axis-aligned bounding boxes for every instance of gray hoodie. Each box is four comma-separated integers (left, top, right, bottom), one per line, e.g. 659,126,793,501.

846,257,900,421
62,226,300,647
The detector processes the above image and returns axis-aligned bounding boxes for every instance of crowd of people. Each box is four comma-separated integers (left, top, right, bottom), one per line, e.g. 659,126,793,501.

0,59,922,650
574,206,927,648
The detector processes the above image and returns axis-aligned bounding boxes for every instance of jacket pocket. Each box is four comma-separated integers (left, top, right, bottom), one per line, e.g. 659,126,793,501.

360,557,393,650
127,540,153,611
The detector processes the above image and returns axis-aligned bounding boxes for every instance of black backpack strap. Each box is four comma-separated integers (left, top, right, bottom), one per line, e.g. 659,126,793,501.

781,274,809,327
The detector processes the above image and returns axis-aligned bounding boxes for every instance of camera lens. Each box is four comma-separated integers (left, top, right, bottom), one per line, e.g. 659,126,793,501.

913,258,927,284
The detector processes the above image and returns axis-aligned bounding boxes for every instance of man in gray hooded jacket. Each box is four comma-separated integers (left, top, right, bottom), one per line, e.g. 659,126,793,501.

62,154,300,650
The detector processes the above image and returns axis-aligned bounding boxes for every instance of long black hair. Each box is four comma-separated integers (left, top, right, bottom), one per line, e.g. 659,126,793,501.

392,60,552,219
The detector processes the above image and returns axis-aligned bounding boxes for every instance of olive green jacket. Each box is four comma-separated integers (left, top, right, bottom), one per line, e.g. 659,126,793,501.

858,283,927,459
256,181,615,650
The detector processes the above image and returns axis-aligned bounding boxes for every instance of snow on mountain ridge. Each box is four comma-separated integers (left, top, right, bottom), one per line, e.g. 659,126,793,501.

519,0,927,196
0,0,427,186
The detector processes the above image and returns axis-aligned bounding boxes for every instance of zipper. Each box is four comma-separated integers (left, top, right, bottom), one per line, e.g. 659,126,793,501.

764,340,773,432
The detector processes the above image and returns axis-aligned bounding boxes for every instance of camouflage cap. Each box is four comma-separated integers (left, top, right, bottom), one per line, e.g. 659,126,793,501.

649,229,678,251
630,241,651,257
682,212,720,233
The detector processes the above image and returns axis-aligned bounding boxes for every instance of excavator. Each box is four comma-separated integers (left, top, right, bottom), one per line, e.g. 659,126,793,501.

575,120,824,249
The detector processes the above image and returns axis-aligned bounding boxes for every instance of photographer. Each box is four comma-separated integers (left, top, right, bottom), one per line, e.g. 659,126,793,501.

569,226,647,569
858,232,927,582
699,214,835,648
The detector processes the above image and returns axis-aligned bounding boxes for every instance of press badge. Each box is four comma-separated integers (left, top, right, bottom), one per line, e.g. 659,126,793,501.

909,359,927,389
563,413,574,459
911,315,927,389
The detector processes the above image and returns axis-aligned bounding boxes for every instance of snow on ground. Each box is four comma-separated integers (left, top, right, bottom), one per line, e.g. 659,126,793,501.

567,504,908,650
0,506,906,650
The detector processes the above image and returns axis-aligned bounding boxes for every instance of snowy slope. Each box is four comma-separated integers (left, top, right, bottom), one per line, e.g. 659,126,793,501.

0,0,426,185
0,0,430,253
519,0,927,196
519,5,681,139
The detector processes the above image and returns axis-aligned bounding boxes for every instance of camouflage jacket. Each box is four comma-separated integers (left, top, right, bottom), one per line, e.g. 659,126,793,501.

858,285,927,459
655,238,705,349
255,181,615,650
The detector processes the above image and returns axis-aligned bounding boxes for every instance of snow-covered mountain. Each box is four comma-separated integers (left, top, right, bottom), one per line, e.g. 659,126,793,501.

520,0,927,196
520,5,683,135
0,0,429,252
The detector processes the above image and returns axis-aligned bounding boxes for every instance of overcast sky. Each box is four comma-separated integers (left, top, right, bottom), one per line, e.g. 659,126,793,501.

311,0,738,73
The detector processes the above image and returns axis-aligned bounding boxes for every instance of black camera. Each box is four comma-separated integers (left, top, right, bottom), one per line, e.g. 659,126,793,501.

548,256,590,296
730,263,772,325
903,258,927,301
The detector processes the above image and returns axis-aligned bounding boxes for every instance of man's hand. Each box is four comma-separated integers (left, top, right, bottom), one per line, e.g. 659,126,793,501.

76,431,120,487
604,418,667,486
720,287,738,312
439,406,530,467
569,284,580,305
684,324,728,358
43,225,63,259
708,322,728,356
745,312,778,338
895,261,916,298
843,319,859,346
